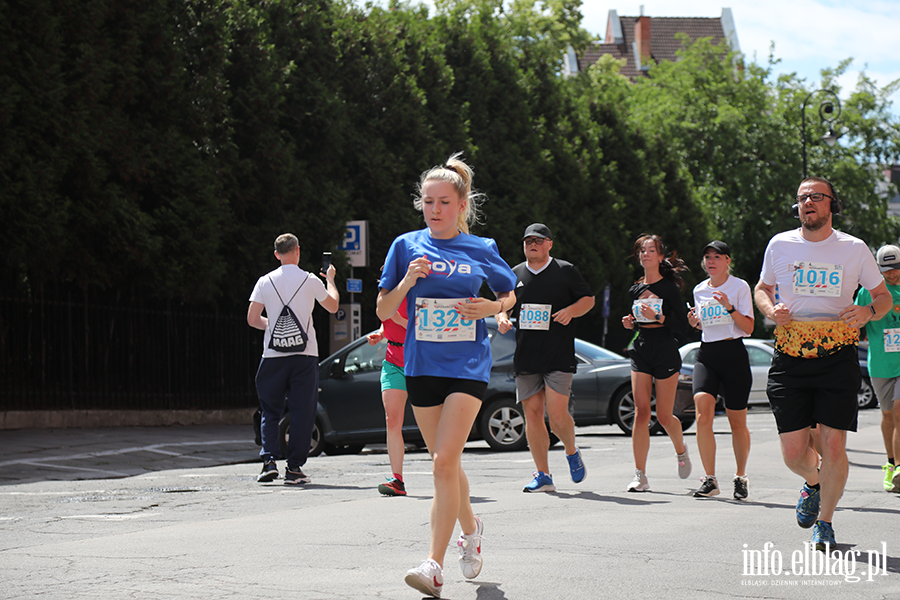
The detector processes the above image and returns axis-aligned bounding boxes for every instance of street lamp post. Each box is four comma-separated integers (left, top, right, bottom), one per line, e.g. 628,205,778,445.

801,89,842,178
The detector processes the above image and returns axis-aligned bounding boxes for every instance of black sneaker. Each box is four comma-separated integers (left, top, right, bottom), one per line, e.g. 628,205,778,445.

284,467,311,485
257,460,278,483
733,475,749,500
692,475,720,498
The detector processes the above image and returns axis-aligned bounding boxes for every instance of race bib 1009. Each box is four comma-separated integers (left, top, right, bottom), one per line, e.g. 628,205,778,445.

415,298,476,342
792,261,842,297
519,303,551,330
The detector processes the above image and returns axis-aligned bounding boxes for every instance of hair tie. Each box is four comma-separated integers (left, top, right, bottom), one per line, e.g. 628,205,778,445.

444,164,458,175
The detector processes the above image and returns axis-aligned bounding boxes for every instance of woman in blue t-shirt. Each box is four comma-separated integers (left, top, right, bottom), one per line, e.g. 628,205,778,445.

378,153,516,598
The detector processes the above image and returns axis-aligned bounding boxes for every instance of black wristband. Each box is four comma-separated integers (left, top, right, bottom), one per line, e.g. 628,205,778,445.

726,307,736,314
869,305,876,317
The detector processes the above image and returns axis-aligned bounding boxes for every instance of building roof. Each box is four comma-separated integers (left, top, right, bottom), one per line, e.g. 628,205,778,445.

578,10,739,81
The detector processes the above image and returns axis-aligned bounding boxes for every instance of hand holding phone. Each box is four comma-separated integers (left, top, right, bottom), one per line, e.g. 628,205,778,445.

322,252,332,274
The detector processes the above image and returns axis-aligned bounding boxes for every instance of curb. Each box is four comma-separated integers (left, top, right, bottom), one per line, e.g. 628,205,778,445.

0,409,256,430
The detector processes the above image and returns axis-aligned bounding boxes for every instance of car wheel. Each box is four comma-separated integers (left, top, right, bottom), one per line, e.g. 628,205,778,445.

858,377,877,409
279,414,325,459
479,396,527,451
612,387,659,436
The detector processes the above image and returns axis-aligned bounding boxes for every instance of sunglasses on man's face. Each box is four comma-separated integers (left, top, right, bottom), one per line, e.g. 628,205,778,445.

524,237,546,246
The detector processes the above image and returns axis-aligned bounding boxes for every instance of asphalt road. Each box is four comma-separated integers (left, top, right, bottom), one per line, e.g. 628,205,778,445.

1,409,898,599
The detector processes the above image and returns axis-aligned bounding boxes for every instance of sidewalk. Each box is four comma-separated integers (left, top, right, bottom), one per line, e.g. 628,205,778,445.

0,424,258,485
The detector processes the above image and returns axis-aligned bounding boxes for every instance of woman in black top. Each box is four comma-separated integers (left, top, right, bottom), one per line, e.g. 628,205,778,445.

621,234,691,492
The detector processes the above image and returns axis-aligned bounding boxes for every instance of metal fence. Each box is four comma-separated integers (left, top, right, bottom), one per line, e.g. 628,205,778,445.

0,285,262,411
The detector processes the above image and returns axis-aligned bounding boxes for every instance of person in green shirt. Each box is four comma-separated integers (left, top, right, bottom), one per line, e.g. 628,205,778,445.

855,244,900,493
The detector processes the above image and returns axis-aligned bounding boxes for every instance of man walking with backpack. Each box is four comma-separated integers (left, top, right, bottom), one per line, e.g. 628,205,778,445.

247,233,339,484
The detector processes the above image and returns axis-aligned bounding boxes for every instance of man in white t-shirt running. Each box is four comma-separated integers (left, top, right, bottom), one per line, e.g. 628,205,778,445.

754,176,891,552
248,234,339,485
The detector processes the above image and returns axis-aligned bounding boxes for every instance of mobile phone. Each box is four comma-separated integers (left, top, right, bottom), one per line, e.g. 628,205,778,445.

322,252,332,273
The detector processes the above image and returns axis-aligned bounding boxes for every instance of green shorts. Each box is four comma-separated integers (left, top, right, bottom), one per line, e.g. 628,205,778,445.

380,360,407,392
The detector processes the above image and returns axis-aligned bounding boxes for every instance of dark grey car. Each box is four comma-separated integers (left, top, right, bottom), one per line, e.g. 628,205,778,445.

254,319,694,456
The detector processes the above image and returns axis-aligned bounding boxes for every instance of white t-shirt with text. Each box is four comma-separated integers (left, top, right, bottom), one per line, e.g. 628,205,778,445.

759,228,882,322
693,275,753,342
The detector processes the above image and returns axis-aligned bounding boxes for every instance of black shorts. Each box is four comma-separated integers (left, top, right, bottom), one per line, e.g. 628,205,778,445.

692,339,752,411
629,328,682,380
406,376,488,408
766,345,860,434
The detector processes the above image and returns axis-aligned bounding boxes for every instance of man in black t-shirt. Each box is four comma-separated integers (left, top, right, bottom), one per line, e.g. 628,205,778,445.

498,224,595,492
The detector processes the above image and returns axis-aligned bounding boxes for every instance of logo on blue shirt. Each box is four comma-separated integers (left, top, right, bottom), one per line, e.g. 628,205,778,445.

431,260,471,277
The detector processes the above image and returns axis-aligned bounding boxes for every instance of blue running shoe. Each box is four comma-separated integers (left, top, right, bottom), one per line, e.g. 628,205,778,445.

566,448,586,484
796,483,820,529
812,520,836,553
523,471,556,493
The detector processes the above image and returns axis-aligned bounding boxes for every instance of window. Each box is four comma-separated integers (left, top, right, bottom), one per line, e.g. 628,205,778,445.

746,346,773,367
344,339,386,374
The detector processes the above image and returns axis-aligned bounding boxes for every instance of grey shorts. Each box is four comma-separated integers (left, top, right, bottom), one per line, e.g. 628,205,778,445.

515,372,573,403
872,377,899,411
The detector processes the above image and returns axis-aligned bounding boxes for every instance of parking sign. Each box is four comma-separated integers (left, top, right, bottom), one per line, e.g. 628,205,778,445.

340,220,368,267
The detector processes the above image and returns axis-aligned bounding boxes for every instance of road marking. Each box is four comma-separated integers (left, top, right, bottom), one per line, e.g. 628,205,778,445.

0,440,248,468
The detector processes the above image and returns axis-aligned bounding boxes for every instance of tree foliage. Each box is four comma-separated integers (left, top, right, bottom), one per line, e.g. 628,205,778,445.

2,0,898,350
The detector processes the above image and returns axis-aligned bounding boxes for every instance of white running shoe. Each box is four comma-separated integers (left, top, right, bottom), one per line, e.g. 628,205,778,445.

405,559,443,598
677,446,692,479
457,516,484,579
626,469,650,492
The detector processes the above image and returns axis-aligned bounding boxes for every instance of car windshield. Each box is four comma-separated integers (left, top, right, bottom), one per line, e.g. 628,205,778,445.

574,339,624,362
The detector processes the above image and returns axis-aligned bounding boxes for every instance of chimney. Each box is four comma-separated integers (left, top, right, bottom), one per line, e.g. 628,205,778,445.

635,15,651,64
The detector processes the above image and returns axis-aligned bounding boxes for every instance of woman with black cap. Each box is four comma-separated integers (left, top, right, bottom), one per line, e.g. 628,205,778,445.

687,240,754,499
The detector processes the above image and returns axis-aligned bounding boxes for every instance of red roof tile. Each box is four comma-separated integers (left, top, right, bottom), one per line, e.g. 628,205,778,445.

580,15,729,81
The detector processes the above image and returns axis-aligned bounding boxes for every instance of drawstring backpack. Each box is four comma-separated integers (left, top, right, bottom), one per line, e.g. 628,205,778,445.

267,274,311,352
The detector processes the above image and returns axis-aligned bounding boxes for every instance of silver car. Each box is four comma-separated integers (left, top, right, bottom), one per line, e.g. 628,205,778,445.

675,339,876,412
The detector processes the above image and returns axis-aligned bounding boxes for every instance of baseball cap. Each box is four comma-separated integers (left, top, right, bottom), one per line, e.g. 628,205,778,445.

876,244,900,272
523,223,552,240
701,240,731,257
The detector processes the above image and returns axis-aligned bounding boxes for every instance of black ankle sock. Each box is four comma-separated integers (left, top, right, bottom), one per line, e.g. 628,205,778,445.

809,482,821,491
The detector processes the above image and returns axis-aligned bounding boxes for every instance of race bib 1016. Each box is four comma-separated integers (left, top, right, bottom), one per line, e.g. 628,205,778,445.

884,328,900,353
415,298,476,342
632,298,663,323
792,261,842,297
519,303,551,330
698,299,733,328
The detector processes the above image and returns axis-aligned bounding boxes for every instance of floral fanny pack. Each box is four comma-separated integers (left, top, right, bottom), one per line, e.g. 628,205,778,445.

774,320,858,359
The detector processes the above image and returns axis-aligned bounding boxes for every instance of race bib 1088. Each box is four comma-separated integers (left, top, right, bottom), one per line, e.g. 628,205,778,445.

519,303,551,330
415,298,476,342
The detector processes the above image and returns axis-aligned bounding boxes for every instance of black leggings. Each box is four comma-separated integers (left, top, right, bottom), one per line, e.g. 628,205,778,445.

692,338,751,411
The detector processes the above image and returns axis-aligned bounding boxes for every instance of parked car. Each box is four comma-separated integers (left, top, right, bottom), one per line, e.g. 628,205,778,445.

674,339,876,415
253,319,695,456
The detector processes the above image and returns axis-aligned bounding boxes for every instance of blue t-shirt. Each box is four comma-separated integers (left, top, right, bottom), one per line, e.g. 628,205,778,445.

380,229,517,382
